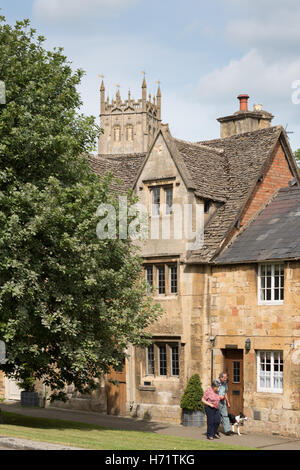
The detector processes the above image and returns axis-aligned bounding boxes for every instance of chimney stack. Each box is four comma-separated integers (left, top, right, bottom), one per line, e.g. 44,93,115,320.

217,94,274,138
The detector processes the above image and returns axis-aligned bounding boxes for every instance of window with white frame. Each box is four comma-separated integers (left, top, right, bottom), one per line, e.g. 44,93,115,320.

258,263,284,304
257,351,283,393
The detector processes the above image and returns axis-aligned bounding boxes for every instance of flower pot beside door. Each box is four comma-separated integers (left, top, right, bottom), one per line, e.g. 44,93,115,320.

18,377,39,407
20,391,39,407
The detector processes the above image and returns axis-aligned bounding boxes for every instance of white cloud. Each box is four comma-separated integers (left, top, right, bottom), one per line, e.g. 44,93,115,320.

196,49,300,105
224,0,300,56
191,48,300,148
33,0,141,21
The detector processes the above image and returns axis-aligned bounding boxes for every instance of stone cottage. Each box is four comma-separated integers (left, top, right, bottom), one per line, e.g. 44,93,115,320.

89,81,300,437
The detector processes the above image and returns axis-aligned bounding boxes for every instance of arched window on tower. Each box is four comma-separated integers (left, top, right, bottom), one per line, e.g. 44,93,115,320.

113,125,121,142
126,124,133,141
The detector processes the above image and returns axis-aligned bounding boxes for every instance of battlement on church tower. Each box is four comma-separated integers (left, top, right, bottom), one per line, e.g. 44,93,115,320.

98,77,162,155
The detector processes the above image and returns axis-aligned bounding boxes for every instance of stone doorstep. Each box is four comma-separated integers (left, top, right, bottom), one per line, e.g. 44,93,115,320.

0,436,85,451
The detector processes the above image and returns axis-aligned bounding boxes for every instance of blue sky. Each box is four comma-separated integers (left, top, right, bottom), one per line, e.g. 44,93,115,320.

2,0,300,150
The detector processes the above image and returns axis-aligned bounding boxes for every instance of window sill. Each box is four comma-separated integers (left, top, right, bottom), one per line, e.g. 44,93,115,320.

154,295,178,300
258,301,284,306
256,390,283,395
139,385,156,392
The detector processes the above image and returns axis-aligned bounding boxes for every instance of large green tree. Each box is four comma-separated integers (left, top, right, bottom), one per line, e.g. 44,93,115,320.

0,17,160,400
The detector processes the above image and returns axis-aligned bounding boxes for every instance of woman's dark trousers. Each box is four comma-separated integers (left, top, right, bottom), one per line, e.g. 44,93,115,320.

205,406,221,438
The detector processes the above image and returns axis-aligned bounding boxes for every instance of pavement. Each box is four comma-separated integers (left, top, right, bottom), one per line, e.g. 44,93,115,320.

1,401,300,450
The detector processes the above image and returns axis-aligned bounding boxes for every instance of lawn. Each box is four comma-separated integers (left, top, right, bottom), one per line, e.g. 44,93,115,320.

0,411,254,450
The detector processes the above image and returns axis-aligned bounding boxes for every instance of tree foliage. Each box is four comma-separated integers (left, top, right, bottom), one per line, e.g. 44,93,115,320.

180,374,204,412
0,17,161,399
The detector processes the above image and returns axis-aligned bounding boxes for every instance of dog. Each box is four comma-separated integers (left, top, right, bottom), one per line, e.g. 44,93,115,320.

228,412,248,435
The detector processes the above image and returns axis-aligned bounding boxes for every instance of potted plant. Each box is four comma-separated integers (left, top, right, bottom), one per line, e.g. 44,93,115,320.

18,377,39,407
180,373,205,427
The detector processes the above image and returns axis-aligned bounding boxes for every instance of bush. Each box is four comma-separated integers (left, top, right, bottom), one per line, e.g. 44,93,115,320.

17,376,35,392
180,374,204,412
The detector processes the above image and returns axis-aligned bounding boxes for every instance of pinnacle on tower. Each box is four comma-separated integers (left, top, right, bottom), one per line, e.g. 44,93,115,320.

142,74,147,89
156,81,161,120
142,73,147,111
100,77,105,113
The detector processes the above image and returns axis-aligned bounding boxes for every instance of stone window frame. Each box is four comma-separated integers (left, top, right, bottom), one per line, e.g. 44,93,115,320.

145,341,180,378
256,350,283,394
148,183,174,217
144,263,178,297
113,125,121,142
126,124,134,141
257,263,284,306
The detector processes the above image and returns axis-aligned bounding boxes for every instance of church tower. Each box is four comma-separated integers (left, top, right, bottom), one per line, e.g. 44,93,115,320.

98,77,162,155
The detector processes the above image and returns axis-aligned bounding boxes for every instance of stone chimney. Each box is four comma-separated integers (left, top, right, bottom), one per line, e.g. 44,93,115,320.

217,95,274,138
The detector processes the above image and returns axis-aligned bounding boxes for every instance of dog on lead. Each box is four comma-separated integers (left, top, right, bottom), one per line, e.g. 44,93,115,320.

228,412,248,435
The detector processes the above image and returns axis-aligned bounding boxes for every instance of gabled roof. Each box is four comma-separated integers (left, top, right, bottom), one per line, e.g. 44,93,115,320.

187,126,299,263
173,138,228,202
132,126,228,202
88,125,299,264
215,187,300,264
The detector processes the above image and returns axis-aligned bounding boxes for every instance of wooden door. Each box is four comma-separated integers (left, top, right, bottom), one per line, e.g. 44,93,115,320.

106,362,126,416
223,349,244,415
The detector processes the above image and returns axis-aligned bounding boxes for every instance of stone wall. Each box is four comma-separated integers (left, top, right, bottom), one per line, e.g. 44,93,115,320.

208,262,300,438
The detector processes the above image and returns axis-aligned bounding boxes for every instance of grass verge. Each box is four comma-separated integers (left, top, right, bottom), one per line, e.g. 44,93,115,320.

0,411,255,450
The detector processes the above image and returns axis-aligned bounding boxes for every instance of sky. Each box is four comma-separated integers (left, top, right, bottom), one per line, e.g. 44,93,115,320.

1,0,300,150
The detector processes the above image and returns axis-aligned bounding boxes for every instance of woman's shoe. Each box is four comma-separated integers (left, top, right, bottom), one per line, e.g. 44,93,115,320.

214,433,221,439
207,437,214,440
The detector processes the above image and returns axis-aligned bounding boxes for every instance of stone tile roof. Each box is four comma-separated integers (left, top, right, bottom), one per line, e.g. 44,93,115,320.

88,153,147,193
88,126,298,264
187,126,289,262
215,187,300,263
172,139,228,202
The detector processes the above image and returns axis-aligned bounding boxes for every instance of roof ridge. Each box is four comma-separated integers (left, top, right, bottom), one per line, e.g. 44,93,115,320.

197,125,282,145
174,137,224,155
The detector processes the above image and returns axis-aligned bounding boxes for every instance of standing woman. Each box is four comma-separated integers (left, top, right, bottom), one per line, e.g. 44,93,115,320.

202,381,221,440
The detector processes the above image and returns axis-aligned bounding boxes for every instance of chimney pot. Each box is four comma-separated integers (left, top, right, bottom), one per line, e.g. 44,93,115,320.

253,104,263,112
237,94,249,111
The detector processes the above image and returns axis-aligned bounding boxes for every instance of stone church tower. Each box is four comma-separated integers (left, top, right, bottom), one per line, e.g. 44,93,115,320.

98,77,162,155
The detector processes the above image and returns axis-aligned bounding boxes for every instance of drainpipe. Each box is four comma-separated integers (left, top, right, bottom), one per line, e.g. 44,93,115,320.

210,336,215,383
128,344,134,412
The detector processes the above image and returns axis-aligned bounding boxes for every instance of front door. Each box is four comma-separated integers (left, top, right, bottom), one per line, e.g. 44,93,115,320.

106,361,126,416
223,349,244,415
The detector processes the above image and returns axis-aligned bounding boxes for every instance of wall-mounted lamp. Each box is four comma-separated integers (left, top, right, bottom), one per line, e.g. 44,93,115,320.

245,338,251,352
